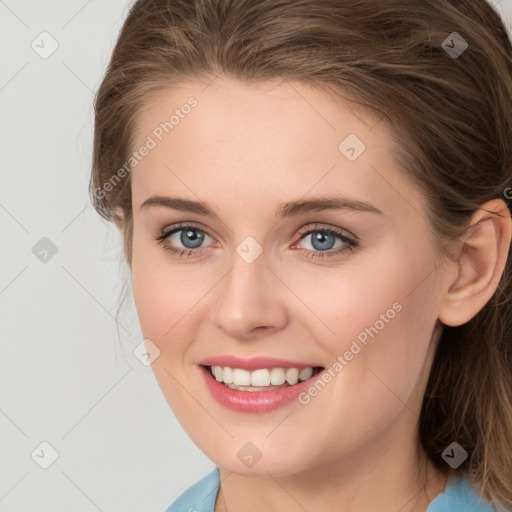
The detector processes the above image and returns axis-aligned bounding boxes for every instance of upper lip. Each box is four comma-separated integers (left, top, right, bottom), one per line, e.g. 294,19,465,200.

198,355,323,371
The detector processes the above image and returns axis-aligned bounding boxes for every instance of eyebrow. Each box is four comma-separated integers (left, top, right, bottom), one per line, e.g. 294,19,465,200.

139,195,384,217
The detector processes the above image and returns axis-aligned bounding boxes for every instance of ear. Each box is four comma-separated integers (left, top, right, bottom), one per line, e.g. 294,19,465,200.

438,199,511,327
113,207,125,231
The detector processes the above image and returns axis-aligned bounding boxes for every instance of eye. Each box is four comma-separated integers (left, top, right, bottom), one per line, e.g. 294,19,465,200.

155,223,215,257
292,224,358,259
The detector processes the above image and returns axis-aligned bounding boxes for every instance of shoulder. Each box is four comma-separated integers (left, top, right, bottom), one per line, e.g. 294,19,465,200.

164,467,220,512
427,475,509,512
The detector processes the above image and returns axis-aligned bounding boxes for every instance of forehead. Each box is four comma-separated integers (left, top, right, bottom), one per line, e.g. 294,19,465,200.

129,76,422,217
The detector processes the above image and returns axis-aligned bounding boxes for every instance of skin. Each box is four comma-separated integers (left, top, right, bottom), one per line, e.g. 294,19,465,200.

115,75,511,512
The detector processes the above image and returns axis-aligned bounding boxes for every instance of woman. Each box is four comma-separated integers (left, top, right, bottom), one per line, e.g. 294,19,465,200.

90,1,512,510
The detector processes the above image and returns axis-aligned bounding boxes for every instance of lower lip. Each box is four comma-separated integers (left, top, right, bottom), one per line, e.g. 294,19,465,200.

199,365,321,413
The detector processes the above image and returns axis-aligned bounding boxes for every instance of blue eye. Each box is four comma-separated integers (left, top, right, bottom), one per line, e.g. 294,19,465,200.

155,223,357,259
303,231,337,251
295,225,357,259
172,227,208,249
156,224,213,256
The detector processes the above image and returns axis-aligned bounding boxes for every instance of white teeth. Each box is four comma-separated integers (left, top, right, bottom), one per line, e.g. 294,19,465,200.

209,365,317,388
299,367,313,381
222,366,233,384
232,368,251,386
285,368,299,385
270,367,286,385
212,365,223,381
251,369,270,387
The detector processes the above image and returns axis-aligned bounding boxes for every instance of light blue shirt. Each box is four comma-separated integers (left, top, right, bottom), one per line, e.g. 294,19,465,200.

165,467,504,512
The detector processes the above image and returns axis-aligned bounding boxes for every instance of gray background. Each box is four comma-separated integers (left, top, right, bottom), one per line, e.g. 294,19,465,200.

1,1,511,511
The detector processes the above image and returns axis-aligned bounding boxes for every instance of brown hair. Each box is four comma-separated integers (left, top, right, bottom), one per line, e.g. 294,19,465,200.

89,0,512,508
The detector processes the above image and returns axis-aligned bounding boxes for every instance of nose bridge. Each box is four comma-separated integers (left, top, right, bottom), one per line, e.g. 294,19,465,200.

210,240,288,338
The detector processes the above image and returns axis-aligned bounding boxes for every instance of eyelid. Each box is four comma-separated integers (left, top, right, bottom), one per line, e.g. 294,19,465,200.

295,222,357,243
159,221,215,240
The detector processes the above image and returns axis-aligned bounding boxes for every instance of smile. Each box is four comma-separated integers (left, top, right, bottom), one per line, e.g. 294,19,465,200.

199,361,325,413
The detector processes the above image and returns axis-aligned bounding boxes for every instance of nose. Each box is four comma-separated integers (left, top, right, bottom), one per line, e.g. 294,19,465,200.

209,249,289,340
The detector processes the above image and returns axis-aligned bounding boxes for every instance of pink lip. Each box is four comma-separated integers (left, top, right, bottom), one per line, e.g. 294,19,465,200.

198,364,324,413
198,355,317,371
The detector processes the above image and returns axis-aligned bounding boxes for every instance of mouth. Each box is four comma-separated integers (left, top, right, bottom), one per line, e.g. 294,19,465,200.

202,364,324,392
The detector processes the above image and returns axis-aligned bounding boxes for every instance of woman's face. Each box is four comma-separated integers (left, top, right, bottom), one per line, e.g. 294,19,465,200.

128,76,453,476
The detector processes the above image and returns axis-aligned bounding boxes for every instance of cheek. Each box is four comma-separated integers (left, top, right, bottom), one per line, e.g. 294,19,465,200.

130,239,203,354
272,254,440,459
288,249,439,400
130,246,210,415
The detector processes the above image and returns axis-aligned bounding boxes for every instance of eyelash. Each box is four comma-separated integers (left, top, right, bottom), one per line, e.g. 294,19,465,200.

154,222,358,259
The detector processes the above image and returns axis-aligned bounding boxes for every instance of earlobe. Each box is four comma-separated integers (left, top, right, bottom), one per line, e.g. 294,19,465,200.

438,199,512,327
113,207,125,231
